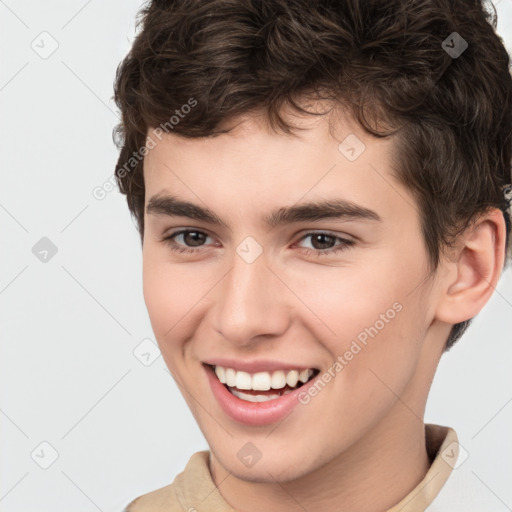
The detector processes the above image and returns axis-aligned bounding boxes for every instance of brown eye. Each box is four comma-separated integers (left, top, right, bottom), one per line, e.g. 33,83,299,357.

297,231,355,256
162,229,214,253
181,231,207,247
309,233,337,250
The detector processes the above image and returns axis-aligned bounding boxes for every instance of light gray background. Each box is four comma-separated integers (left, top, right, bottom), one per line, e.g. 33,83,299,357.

0,1,511,511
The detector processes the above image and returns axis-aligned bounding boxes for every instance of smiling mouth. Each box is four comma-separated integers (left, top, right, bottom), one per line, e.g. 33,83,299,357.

208,364,320,403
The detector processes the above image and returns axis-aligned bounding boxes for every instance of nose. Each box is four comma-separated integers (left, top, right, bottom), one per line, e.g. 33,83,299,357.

211,245,290,347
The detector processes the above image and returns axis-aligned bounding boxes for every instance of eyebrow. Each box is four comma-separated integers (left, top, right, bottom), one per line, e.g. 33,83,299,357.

146,194,381,229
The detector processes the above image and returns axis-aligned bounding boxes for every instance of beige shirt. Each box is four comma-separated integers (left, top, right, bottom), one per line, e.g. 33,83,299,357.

124,423,458,512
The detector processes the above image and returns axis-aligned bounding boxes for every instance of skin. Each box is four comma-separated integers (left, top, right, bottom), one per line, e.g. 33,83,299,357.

141,106,506,511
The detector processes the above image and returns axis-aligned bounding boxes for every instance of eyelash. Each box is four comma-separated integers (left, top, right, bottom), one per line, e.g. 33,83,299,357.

161,229,355,257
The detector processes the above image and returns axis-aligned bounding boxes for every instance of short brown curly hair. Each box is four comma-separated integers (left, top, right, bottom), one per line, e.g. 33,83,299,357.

113,0,512,351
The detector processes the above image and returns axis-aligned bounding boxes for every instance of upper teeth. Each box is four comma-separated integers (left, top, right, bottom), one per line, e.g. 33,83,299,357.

214,365,315,390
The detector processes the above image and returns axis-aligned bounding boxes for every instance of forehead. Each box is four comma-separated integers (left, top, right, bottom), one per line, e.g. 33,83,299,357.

142,110,412,226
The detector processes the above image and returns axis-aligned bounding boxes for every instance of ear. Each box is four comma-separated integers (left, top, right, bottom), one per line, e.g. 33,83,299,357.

434,208,507,324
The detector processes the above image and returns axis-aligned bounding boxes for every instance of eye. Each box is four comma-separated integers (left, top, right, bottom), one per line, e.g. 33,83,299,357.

161,229,214,254
296,231,355,256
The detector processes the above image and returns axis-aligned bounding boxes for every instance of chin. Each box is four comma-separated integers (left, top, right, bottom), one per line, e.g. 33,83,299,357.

210,441,327,484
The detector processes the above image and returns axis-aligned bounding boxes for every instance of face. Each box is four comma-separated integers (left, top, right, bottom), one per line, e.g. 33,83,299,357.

142,109,445,483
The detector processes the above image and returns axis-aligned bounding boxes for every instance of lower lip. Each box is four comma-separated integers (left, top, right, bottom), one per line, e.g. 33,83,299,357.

204,364,319,426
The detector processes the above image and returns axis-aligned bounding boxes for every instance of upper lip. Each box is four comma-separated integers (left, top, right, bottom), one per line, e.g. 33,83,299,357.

203,358,318,374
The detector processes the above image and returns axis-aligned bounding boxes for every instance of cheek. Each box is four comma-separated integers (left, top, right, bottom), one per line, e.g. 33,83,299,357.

285,257,407,335
287,254,426,387
141,249,220,371
142,253,196,348
296,271,425,436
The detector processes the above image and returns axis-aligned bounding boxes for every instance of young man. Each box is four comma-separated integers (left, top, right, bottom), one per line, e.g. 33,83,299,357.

113,0,512,510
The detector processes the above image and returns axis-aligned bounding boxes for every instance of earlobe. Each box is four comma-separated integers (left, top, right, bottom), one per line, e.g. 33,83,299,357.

435,208,507,325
